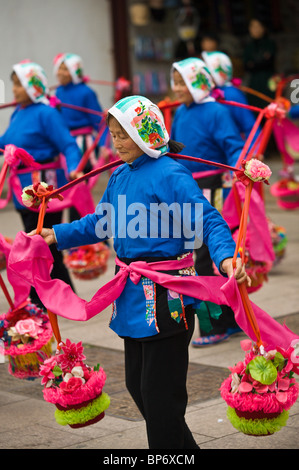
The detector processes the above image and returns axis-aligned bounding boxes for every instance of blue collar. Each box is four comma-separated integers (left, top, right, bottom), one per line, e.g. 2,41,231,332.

126,153,150,170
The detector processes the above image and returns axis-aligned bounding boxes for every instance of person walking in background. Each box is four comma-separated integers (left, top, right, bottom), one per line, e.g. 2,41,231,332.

243,18,276,108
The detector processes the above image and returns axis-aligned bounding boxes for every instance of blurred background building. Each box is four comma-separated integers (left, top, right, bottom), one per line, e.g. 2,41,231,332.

1,0,299,130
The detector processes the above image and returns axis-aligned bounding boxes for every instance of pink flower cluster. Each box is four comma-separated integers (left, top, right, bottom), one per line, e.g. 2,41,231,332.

228,340,299,404
40,339,95,394
244,158,272,183
14,318,44,338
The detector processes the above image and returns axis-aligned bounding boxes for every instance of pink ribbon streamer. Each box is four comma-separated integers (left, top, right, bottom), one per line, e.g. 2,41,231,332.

2,231,298,351
272,118,299,167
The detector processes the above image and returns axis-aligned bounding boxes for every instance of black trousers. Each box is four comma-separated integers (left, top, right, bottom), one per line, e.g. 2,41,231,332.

17,209,75,308
124,312,199,449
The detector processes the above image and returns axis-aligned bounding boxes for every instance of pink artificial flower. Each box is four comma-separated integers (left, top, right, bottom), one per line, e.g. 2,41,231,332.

15,318,43,339
254,384,269,394
240,339,252,352
238,382,253,393
229,360,245,375
231,77,242,87
59,376,84,394
277,345,298,374
3,145,19,167
244,159,272,183
4,144,39,168
58,339,86,370
39,356,58,385
49,96,61,108
278,378,290,391
211,88,225,100
276,391,288,404
268,382,276,392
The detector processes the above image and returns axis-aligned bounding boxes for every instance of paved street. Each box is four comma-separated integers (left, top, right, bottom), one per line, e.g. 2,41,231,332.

0,157,299,451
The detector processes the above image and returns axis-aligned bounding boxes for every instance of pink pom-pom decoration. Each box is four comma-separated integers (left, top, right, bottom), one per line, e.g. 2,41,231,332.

220,341,299,436
4,144,39,168
40,339,110,428
231,77,242,87
244,159,272,183
21,182,63,208
211,88,225,100
49,96,61,108
0,302,53,380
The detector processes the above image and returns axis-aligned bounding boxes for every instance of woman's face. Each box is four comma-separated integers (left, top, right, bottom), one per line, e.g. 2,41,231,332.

57,62,72,85
12,73,32,106
249,20,266,39
172,70,193,106
109,116,143,163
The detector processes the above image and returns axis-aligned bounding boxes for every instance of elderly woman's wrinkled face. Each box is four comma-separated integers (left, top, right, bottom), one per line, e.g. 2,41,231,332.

109,116,143,163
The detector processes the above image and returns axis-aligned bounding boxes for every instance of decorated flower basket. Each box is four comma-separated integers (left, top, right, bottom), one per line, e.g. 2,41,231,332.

40,339,110,428
220,340,299,436
64,242,110,280
0,302,53,380
0,237,13,271
232,229,272,294
267,219,287,266
270,178,299,210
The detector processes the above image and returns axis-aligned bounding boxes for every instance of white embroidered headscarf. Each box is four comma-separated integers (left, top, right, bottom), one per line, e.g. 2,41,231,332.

13,61,49,105
53,53,84,84
171,57,215,104
202,51,233,87
108,95,169,159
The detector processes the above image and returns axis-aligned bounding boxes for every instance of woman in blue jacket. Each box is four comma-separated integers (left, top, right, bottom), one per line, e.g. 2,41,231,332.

202,50,259,142
53,53,109,221
170,57,244,346
30,95,248,449
0,61,82,306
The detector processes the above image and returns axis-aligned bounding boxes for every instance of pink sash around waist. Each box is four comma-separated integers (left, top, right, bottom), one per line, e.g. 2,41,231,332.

70,126,94,137
3,231,299,351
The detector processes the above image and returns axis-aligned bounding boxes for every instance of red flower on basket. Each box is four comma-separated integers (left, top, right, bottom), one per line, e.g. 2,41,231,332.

220,340,299,436
40,339,110,428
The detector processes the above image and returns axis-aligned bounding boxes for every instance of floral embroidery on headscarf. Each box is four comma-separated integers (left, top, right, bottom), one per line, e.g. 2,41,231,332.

202,51,233,87
108,95,169,159
13,61,49,105
171,57,215,103
53,53,84,84
132,100,165,150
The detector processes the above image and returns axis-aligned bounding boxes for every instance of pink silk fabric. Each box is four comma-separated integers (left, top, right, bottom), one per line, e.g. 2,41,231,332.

222,182,275,264
272,118,299,167
2,231,298,351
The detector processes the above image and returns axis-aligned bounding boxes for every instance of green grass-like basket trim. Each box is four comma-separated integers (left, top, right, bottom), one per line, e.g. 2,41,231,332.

54,392,110,426
227,406,289,436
